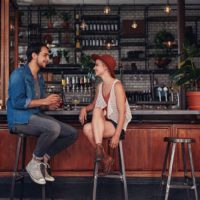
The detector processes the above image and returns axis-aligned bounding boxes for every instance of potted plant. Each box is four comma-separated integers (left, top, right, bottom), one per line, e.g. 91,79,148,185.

59,12,71,28
154,30,175,69
171,41,200,109
63,50,70,63
42,6,56,28
50,49,62,65
80,54,95,81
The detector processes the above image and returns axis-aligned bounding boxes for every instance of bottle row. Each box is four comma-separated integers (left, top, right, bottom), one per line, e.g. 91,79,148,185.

76,38,119,48
75,22,119,33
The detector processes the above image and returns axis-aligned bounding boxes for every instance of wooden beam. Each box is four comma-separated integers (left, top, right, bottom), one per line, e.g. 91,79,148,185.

177,0,186,109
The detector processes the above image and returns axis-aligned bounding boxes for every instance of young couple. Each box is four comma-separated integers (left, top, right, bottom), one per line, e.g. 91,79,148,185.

7,42,131,185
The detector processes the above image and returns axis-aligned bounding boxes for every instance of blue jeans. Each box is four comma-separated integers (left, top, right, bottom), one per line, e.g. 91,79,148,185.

11,113,78,159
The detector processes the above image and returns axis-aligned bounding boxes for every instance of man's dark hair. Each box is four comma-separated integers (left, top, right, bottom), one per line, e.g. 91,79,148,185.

26,43,48,63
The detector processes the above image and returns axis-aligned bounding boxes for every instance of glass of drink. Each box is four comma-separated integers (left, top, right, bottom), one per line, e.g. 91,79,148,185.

71,96,80,110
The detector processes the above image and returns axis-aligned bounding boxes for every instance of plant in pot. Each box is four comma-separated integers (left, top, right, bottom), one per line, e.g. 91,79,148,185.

42,6,56,28
154,29,175,69
50,49,62,65
59,12,71,28
63,50,70,63
80,54,95,81
171,41,200,110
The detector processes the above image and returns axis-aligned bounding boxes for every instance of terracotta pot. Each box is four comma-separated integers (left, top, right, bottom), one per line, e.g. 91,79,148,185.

155,58,171,68
186,91,200,110
52,56,61,65
62,21,69,28
48,20,53,28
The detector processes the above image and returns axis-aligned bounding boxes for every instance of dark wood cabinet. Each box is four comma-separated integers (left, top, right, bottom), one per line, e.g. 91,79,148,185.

1,122,200,177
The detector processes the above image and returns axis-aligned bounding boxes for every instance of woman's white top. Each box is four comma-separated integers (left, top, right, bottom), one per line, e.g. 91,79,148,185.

95,79,132,130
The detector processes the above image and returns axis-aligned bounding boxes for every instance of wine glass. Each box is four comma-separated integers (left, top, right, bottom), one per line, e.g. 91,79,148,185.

71,96,80,110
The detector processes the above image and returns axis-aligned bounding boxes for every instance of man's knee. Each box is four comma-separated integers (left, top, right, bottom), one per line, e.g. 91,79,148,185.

47,121,61,139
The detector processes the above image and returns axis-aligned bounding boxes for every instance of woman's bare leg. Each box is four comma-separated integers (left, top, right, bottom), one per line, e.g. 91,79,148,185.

83,123,96,148
92,108,106,144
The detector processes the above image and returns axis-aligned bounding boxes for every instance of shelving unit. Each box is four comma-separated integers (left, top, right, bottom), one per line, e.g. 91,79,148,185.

15,4,200,108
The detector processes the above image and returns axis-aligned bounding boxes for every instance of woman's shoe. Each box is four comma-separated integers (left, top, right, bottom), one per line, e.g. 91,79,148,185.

95,144,104,161
101,155,114,175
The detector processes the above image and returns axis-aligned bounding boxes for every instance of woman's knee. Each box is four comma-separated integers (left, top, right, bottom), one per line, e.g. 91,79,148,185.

83,123,93,138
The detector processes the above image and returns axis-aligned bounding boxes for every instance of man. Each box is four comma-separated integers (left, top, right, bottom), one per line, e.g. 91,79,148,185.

7,43,78,185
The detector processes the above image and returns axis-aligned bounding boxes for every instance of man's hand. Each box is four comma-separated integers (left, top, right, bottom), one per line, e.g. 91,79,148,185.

48,102,60,110
44,94,61,106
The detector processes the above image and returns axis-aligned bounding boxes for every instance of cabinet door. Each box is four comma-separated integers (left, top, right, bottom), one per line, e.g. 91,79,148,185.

175,124,200,172
51,129,95,171
0,128,17,171
121,124,172,172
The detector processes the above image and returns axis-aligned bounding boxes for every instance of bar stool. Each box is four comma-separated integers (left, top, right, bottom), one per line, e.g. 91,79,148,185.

161,137,198,200
10,133,47,200
93,136,128,200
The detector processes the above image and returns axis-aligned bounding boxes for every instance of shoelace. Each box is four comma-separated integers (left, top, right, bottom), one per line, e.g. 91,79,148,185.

34,162,46,177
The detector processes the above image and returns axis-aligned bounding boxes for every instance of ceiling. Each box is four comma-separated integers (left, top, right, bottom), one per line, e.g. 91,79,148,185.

16,0,200,6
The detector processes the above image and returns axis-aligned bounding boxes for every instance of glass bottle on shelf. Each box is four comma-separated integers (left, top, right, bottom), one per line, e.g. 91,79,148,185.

76,39,81,49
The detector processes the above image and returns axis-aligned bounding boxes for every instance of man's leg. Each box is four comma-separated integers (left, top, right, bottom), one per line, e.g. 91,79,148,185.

12,113,62,184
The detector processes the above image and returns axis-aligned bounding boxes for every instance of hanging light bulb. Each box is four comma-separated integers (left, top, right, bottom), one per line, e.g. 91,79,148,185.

103,0,111,15
105,38,112,49
80,19,88,30
164,0,172,14
131,20,138,29
131,0,138,29
80,0,88,30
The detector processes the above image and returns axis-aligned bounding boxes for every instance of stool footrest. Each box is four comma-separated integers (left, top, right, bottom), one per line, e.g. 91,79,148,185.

168,184,196,189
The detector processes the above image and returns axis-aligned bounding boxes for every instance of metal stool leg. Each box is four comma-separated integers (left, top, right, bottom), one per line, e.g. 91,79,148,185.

161,142,171,181
188,143,198,200
93,161,99,200
119,141,128,200
10,135,23,200
165,143,176,200
42,184,46,200
20,136,26,200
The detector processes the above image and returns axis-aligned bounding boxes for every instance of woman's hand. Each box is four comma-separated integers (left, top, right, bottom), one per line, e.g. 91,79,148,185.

79,107,87,125
110,134,120,149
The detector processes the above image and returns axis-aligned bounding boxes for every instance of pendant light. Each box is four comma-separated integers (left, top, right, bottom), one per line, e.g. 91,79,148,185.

80,0,88,30
105,38,113,49
103,0,111,15
164,0,172,14
131,0,138,29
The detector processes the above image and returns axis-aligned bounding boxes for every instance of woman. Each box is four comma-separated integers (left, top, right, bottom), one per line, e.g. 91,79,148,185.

79,54,132,174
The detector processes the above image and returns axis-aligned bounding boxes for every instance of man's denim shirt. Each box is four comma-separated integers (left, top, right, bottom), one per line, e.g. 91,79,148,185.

7,64,45,130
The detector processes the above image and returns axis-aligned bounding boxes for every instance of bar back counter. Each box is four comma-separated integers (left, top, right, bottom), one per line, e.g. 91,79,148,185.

1,109,200,178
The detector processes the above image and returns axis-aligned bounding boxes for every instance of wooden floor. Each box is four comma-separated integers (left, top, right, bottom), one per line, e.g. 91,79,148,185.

0,177,199,200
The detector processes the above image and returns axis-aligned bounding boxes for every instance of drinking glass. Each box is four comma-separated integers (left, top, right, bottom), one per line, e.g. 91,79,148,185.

71,96,80,110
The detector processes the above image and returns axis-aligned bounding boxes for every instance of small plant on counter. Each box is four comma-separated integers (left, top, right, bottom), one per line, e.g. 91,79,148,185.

171,41,200,110
171,41,200,91
50,49,62,65
80,54,95,81
63,50,70,63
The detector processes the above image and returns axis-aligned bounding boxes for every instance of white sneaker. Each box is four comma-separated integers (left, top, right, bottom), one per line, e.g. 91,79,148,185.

26,159,46,185
44,163,55,182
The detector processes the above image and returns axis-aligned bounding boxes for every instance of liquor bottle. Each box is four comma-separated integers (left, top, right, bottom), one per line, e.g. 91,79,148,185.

76,23,80,36
61,71,67,107
76,39,81,49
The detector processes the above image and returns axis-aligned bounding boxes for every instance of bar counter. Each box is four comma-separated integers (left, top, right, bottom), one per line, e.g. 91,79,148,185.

1,109,200,177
